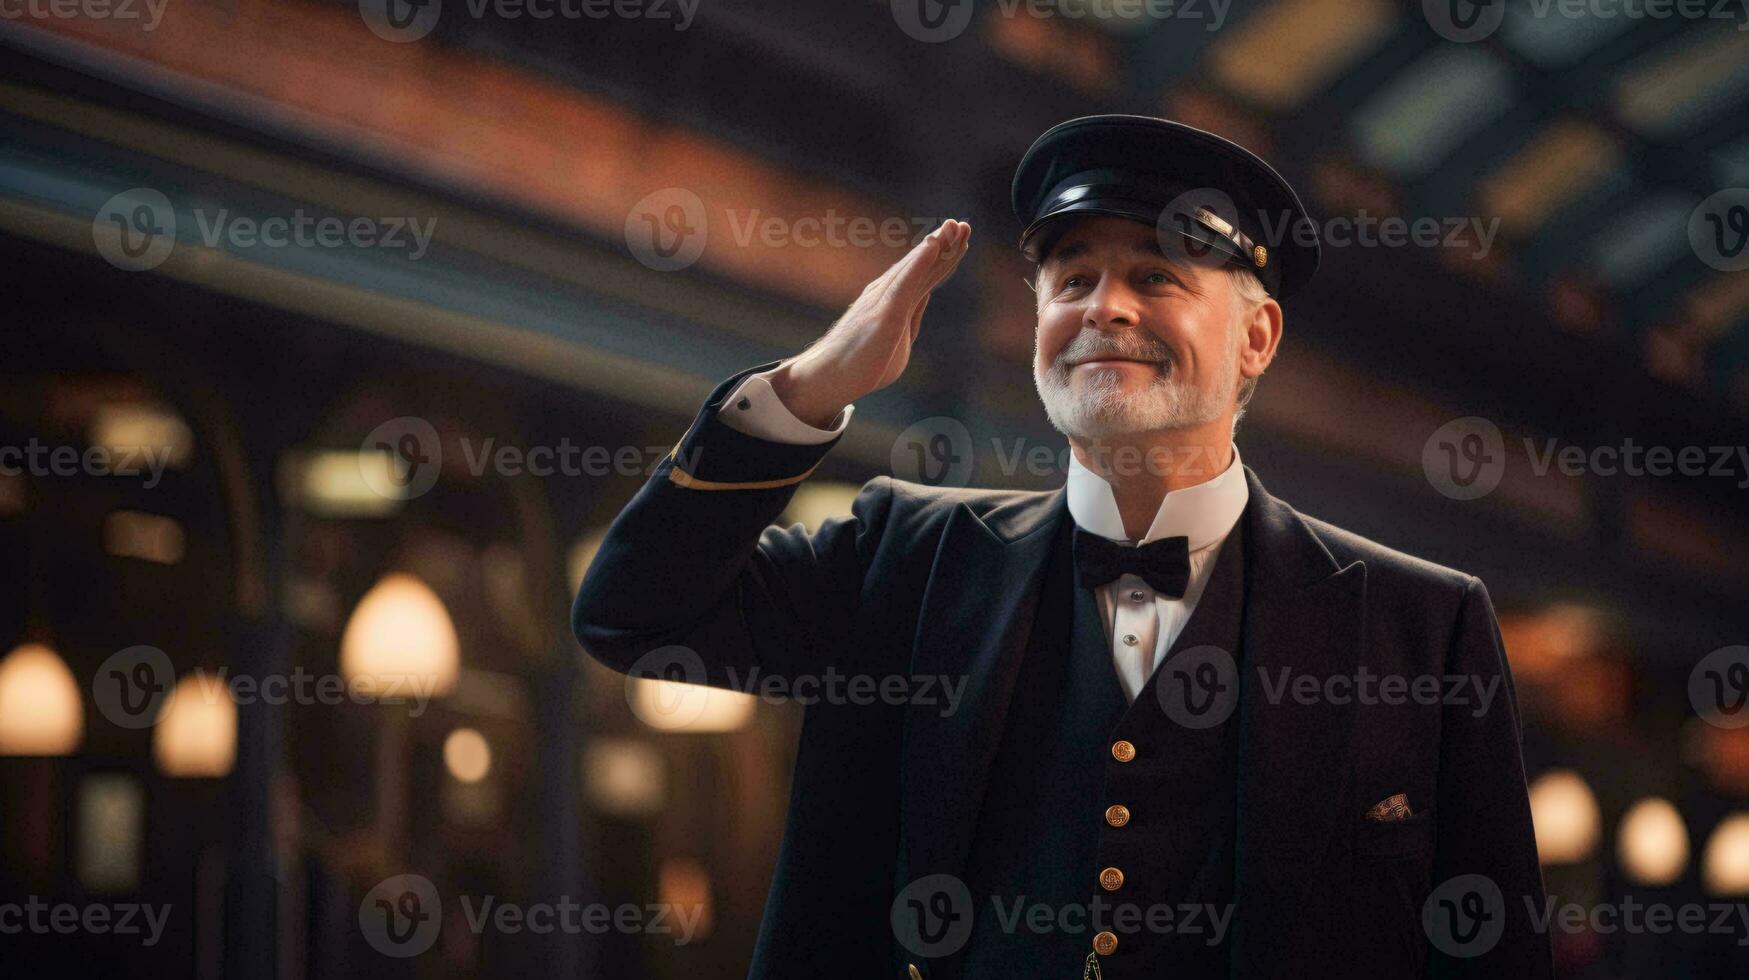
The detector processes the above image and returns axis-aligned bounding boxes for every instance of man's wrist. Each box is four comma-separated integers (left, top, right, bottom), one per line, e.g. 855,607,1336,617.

767,357,851,430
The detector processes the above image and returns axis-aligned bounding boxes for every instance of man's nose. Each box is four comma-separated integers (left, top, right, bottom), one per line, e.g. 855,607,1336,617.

1083,278,1141,330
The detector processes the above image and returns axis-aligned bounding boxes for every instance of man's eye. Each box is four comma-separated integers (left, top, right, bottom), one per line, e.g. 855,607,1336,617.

1144,271,1174,285
1062,275,1088,289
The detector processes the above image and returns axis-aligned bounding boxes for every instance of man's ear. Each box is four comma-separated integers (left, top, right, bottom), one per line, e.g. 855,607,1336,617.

1238,297,1284,380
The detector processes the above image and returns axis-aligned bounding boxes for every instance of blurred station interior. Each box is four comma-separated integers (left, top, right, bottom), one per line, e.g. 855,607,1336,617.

2,0,1749,976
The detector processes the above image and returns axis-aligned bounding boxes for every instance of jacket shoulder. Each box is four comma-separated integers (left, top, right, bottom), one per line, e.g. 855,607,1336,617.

877,477,1060,540
1295,510,1475,595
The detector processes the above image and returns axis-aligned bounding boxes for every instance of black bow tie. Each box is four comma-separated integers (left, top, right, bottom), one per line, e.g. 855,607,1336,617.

1072,527,1191,598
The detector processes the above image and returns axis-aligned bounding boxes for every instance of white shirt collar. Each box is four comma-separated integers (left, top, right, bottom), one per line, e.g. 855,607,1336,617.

1066,443,1250,552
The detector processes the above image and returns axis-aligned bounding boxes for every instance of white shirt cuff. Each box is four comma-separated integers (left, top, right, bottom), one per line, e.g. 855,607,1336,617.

716,370,853,445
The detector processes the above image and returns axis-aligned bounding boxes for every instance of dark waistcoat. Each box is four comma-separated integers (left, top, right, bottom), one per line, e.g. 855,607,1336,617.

957,510,1249,979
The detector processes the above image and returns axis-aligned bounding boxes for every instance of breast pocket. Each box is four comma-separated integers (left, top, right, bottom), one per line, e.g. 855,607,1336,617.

1354,806,1436,859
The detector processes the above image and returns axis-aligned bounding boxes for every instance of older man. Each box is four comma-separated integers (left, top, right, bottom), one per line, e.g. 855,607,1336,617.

573,115,1550,979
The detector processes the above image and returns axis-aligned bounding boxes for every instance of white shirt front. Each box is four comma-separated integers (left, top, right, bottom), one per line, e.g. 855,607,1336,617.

716,368,1250,702
1066,446,1249,701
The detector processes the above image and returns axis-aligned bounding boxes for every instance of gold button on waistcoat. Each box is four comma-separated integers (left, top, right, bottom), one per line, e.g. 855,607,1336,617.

1093,931,1119,955
1110,740,1136,763
1105,804,1130,827
907,965,923,980
1099,866,1125,891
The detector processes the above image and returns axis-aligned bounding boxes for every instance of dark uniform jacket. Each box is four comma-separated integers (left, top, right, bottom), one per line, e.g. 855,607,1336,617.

572,364,1553,980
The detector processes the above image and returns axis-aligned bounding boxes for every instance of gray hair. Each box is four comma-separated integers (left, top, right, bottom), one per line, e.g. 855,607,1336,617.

1229,266,1269,432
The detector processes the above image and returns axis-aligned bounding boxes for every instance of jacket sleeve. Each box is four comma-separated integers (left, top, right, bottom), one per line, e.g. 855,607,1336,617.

1428,575,1553,978
571,362,897,692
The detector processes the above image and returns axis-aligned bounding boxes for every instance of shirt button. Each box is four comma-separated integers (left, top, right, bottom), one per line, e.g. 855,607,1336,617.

1093,931,1119,956
1099,867,1125,892
1105,804,1130,827
1130,589,1147,602
1122,633,1138,646
1111,740,1136,763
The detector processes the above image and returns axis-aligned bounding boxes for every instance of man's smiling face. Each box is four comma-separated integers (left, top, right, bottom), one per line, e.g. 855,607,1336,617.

1032,214,1273,442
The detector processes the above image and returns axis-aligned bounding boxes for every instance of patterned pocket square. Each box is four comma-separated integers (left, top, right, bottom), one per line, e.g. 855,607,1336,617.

1365,793,1414,822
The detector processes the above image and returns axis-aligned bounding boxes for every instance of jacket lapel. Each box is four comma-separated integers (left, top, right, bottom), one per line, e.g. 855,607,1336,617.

900,488,1066,902
1232,466,1367,971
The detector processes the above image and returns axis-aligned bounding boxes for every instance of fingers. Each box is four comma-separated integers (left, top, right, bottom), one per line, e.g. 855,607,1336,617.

924,220,971,291
893,220,970,306
905,222,970,341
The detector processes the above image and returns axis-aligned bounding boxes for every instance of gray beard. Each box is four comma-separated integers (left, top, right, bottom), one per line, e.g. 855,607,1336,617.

1033,344,1236,440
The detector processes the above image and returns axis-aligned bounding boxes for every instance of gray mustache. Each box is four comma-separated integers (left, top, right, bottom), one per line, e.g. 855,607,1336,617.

1054,332,1174,368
